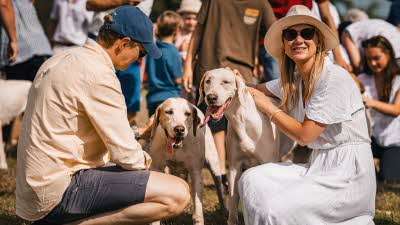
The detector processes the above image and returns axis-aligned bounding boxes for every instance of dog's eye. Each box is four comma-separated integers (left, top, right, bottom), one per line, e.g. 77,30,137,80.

185,112,191,117
165,110,173,115
205,80,211,84
223,80,230,84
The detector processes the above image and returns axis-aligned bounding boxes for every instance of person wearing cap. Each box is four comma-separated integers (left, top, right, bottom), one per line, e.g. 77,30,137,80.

16,6,190,225
237,5,376,224
175,0,201,61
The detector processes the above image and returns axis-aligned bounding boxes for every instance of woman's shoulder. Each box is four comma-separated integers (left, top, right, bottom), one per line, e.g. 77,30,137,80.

319,61,353,86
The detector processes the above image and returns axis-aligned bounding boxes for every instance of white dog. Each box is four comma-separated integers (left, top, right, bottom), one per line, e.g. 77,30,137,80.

146,98,226,225
198,68,291,225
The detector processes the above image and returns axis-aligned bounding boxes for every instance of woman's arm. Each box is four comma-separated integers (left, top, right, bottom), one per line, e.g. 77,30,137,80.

248,87,326,146
363,91,400,116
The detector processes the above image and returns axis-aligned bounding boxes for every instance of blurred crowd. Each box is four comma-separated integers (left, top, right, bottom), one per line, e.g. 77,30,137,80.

0,0,399,184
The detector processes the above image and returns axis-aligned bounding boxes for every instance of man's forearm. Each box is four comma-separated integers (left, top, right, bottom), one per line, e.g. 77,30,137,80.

0,0,17,42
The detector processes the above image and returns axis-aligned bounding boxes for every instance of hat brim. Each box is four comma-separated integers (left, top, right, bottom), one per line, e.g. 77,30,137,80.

264,15,339,61
142,42,162,59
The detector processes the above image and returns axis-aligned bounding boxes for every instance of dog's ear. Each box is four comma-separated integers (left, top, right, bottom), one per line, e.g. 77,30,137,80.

235,74,247,105
192,106,201,137
150,107,160,139
197,72,207,106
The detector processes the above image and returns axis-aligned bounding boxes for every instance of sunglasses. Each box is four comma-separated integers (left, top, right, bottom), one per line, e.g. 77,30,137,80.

282,28,316,41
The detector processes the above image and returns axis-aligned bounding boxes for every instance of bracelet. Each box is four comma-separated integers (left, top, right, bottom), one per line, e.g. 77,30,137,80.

269,109,283,122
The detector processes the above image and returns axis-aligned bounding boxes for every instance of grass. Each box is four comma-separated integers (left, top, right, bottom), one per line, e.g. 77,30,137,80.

1,157,400,225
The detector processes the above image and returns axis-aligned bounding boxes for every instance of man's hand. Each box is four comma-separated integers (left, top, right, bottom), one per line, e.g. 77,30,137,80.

182,66,193,93
7,41,17,62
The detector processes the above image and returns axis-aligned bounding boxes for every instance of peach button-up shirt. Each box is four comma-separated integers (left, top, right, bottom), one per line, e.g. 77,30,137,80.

16,39,151,221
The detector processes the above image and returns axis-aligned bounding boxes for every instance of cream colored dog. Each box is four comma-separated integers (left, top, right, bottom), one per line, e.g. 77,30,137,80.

198,68,290,225
147,98,226,225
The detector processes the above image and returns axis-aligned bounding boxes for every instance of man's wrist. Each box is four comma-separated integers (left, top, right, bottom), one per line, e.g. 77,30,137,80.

130,125,141,140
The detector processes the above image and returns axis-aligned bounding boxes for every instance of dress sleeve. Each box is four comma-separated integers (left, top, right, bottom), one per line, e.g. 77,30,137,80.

265,79,283,99
305,66,355,125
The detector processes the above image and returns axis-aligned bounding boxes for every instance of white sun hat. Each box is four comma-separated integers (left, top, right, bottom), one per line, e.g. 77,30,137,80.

177,0,202,14
264,5,339,60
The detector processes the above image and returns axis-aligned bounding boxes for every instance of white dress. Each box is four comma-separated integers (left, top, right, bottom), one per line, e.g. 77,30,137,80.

358,73,400,147
238,59,376,225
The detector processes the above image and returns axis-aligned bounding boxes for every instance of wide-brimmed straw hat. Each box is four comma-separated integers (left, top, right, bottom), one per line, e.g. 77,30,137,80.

177,0,202,14
264,5,339,60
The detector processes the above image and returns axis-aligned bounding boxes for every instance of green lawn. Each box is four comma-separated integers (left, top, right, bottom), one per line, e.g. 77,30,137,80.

1,158,399,225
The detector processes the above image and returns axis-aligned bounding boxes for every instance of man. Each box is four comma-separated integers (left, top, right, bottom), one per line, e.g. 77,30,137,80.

0,0,17,63
182,0,276,188
0,0,52,81
0,0,32,170
86,0,154,125
46,0,94,54
17,6,190,225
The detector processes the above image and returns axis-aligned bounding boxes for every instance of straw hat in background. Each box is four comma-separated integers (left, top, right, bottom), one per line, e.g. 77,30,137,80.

177,0,202,14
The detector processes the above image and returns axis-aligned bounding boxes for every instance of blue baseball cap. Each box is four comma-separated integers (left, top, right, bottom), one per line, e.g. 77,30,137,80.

106,6,161,59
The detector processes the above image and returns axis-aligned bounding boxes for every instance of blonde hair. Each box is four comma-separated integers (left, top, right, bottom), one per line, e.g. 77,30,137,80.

279,28,326,111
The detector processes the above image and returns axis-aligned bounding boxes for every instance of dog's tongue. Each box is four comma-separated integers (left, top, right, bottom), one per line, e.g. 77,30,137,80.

200,110,211,128
167,138,175,155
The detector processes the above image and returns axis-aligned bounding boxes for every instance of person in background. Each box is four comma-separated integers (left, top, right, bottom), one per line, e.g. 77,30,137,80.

17,6,190,224
47,0,93,54
344,8,369,23
0,0,52,81
387,0,400,28
146,11,182,117
359,35,400,183
183,0,276,189
0,0,32,170
342,19,400,73
86,0,154,125
175,0,201,61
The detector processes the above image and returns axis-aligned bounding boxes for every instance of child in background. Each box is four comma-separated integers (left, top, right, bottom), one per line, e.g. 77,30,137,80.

146,11,183,117
175,0,201,61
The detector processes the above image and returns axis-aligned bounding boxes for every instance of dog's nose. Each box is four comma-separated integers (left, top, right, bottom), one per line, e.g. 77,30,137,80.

174,126,185,135
207,94,218,104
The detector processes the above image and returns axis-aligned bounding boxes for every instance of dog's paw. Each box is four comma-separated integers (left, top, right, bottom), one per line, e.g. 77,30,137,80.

240,138,255,153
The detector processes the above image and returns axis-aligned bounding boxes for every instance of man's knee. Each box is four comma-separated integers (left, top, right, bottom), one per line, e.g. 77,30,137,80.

166,178,190,216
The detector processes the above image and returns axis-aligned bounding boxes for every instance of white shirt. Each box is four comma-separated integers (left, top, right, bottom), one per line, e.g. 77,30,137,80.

359,73,400,147
345,19,400,59
50,0,93,46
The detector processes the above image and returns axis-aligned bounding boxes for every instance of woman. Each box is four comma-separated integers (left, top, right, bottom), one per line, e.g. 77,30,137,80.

359,35,400,183
238,5,376,225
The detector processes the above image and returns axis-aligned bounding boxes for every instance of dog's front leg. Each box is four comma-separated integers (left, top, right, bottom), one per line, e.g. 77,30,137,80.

189,168,204,225
227,162,243,225
0,126,7,170
231,114,255,153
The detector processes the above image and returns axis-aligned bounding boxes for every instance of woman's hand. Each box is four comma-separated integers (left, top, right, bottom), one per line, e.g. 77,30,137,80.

247,87,277,115
362,95,376,108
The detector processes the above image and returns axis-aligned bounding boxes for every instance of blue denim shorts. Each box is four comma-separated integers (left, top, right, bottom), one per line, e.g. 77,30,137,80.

35,166,150,224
